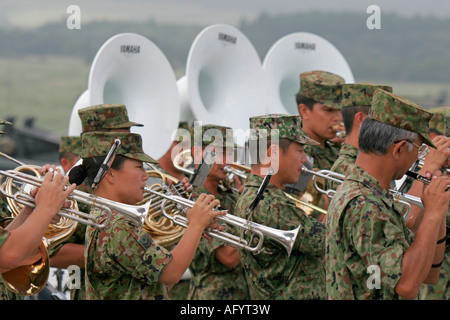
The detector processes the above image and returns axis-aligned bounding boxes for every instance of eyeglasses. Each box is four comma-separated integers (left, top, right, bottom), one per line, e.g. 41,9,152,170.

395,140,429,159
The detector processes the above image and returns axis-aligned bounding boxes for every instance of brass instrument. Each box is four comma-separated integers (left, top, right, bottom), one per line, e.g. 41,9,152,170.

140,170,188,248
145,187,300,257
173,149,195,176
333,122,346,139
0,165,79,296
301,166,427,220
0,165,152,295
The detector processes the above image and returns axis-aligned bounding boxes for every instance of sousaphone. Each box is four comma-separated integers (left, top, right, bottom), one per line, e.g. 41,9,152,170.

177,24,271,149
262,32,355,216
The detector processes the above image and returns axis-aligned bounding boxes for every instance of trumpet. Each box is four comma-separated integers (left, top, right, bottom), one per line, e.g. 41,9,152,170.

145,186,300,257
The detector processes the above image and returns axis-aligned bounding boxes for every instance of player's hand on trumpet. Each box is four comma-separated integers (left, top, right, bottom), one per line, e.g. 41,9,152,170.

186,193,226,235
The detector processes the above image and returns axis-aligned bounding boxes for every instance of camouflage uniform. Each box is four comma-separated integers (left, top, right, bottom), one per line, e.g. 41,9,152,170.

419,107,450,300
82,131,168,300
326,89,436,300
235,114,326,300
298,70,345,170
187,124,249,300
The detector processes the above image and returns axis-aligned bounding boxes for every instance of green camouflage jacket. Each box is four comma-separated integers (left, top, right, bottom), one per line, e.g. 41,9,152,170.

304,140,341,170
187,185,249,300
325,164,414,300
85,208,172,300
234,174,326,300
330,143,358,176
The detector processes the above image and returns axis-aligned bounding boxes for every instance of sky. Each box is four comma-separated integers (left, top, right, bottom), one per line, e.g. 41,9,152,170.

1,0,450,29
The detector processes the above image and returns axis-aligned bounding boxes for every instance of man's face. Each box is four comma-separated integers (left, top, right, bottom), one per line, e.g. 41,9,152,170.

278,141,309,185
302,103,343,141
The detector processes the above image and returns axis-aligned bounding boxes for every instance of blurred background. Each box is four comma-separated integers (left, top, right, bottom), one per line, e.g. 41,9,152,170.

0,0,449,165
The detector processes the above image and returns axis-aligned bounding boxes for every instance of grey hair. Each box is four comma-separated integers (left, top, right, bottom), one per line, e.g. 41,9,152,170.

359,117,419,155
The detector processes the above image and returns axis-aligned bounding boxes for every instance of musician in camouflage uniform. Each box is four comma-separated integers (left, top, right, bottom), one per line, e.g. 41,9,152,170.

81,131,224,299
296,70,345,170
0,118,75,299
326,89,449,299
234,114,327,299
187,124,249,300
330,83,392,178
61,104,146,299
419,108,450,300
294,71,345,219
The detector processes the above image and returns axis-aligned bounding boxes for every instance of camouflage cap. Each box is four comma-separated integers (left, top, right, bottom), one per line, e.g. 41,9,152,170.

59,136,82,155
428,107,449,135
78,104,143,133
342,83,392,107
298,70,345,109
81,131,158,163
190,124,238,148
249,114,318,146
370,89,435,148
0,119,12,135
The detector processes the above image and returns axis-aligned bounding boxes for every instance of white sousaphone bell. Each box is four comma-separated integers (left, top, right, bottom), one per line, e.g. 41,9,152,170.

68,32,181,160
263,32,355,115
177,24,271,148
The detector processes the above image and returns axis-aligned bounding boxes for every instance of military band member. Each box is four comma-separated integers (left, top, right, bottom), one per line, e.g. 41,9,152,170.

330,83,392,178
0,119,75,299
419,107,450,300
296,70,345,170
187,124,249,300
64,103,148,299
78,131,224,299
234,114,326,299
326,89,449,300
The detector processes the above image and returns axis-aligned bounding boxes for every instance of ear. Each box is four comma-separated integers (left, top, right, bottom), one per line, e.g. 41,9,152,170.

298,104,311,119
391,140,406,160
60,158,70,172
103,170,115,184
354,112,367,126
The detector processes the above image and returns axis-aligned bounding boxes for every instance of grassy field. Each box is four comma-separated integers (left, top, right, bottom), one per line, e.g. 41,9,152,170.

0,55,89,135
1,55,448,136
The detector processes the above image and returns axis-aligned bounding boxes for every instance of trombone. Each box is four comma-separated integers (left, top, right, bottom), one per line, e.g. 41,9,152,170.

145,186,300,257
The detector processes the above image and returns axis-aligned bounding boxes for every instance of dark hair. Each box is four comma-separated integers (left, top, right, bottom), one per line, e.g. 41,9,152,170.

341,105,371,134
68,155,127,186
295,94,316,111
248,138,293,165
